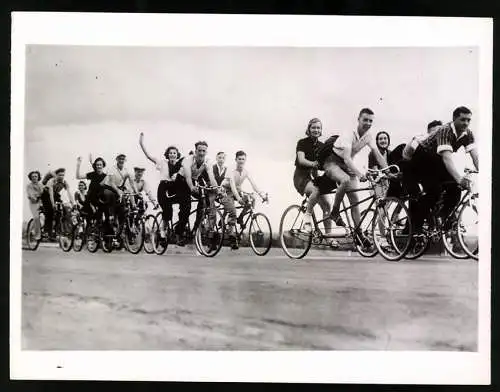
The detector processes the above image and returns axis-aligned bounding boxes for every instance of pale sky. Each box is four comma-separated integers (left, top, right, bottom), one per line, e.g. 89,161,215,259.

23,45,479,227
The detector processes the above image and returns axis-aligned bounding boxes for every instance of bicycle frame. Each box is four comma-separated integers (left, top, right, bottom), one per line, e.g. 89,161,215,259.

305,186,378,240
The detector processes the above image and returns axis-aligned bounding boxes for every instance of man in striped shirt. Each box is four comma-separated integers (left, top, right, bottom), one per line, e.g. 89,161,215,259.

406,106,479,232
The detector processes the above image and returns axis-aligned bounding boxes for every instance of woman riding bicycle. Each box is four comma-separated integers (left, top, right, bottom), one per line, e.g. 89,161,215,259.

139,132,186,243
26,170,43,241
76,156,118,233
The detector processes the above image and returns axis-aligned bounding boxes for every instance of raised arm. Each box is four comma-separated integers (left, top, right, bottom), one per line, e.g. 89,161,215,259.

76,157,87,180
139,132,158,164
88,153,94,167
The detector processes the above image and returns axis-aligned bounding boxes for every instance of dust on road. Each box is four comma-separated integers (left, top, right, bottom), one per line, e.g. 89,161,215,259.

21,248,478,350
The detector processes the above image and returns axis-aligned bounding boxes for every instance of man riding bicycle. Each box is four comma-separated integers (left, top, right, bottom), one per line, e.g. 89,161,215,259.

45,168,76,233
303,108,388,247
132,166,159,213
174,141,220,246
403,106,479,233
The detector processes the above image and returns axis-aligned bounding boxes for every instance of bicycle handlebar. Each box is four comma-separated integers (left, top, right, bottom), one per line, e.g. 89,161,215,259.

464,168,478,175
240,191,269,203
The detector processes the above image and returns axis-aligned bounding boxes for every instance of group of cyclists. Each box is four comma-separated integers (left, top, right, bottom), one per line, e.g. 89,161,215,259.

26,104,479,257
26,133,267,251
293,105,478,250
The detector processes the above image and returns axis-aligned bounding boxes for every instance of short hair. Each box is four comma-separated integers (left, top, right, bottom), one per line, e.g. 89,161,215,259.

358,108,374,118
235,150,246,158
55,168,66,174
427,120,443,130
27,170,41,181
216,151,225,157
116,154,126,160
92,157,106,170
375,131,391,148
78,180,87,188
188,150,194,155
453,106,472,119
195,141,208,149
134,167,146,172
305,117,322,137
164,146,180,159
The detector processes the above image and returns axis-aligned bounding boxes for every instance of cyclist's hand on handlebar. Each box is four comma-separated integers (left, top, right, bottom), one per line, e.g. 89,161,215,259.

459,176,472,190
359,174,368,182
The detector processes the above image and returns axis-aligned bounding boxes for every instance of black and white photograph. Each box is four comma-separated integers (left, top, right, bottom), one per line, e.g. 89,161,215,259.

10,13,492,384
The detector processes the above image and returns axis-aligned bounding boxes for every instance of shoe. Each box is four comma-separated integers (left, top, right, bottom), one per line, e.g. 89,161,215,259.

327,239,339,248
354,230,372,248
230,236,239,250
329,209,346,227
302,213,313,233
176,234,186,247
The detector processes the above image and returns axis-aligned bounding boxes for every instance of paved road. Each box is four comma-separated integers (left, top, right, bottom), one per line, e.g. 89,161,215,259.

21,247,478,351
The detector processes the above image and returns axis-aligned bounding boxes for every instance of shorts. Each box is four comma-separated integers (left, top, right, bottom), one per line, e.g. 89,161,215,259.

312,174,338,195
323,150,357,177
293,168,313,196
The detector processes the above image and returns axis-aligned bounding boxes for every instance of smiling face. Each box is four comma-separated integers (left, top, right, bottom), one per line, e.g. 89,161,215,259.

308,121,322,138
216,153,226,166
78,182,86,193
167,148,178,162
195,144,208,161
376,133,389,150
358,112,374,133
55,171,65,182
235,154,246,169
454,112,472,133
116,156,126,169
29,172,40,183
94,160,104,174
135,171,144,181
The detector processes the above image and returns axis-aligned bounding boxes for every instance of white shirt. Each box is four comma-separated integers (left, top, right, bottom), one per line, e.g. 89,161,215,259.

332,129,377,159
222,167,248,191
155,159,171,181
179,154,211,181
109,165,131,189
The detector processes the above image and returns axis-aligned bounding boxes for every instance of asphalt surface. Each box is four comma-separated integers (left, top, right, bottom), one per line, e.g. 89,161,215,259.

21,246,478,351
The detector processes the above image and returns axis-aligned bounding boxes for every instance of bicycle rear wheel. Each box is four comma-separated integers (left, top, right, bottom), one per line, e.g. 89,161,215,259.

26,218,41,251
279,204,312,260
249,212,272,256
457,196,478,260
85,219,100,253
372,197,412,261
195,208,225,257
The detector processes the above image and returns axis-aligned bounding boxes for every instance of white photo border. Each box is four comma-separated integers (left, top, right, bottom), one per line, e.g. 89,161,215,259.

10,12,493,384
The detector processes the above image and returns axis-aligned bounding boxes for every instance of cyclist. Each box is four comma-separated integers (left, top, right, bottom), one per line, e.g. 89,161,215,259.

213,152,228,186
302,108,388,247
293,118,335,243
404,106,478,233
46,168,76,231
26,170,43,241
221,150,267,250
139,132,185,242
40,168,57,240
176,141,220,247
132,166,159,212
74,181,88,210
76,156,117,233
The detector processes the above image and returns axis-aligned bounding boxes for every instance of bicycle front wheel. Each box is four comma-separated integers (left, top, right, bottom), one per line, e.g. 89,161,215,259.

57,219,74,252
123,217,144,254
441,214,469,260
143,214,156,254
195,208,225,257
279,204,312,260
457,196,478,260
372,197,412,261
151,216,168,255
249,212,272,256
72,219,86,252
26,218,41,251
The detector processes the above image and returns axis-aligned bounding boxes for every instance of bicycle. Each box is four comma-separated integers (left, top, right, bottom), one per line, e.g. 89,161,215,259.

401,168,479,260
52,201,75,252
222,191,272,256
279,165,412,261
